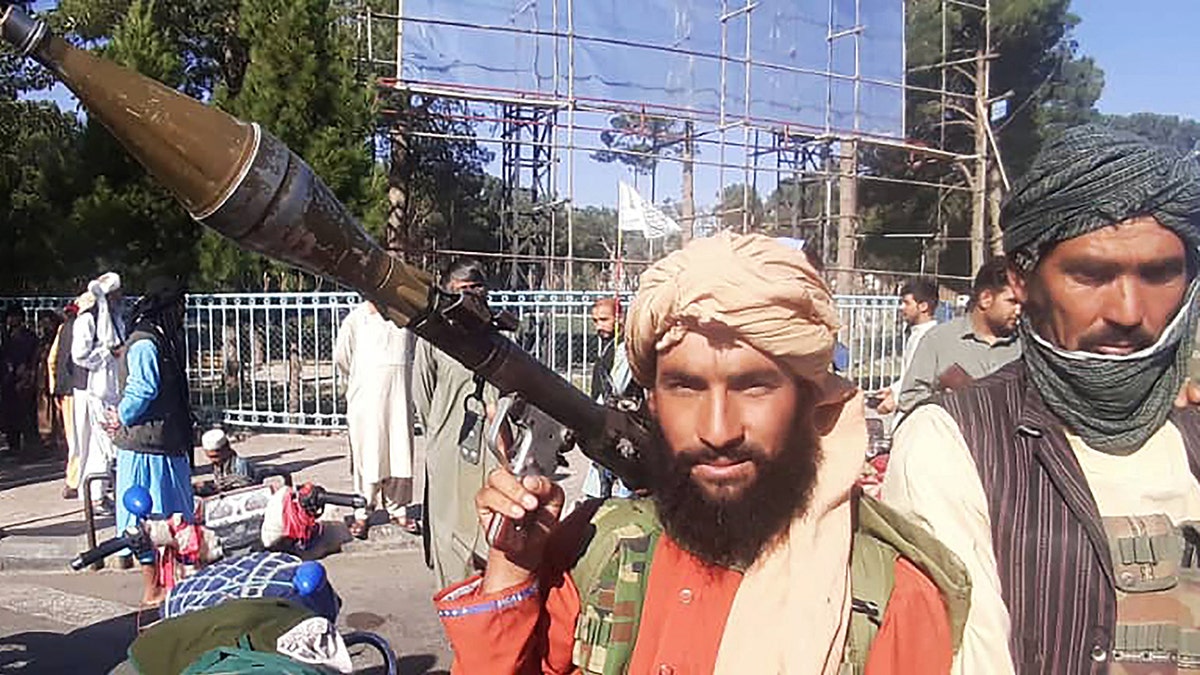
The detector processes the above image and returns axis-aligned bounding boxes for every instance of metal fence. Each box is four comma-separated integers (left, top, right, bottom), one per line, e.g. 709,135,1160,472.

4,291,914,430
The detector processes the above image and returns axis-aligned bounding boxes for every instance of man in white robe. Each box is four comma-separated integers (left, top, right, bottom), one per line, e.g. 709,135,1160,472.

334,301,417,538
71,272,125,505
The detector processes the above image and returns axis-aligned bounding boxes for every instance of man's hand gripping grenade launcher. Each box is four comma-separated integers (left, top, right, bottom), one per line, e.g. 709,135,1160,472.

484,394,575,545
0,5,650,490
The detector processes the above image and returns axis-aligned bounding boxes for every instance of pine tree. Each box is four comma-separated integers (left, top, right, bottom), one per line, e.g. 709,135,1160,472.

196,0,380,290
67,0,202,289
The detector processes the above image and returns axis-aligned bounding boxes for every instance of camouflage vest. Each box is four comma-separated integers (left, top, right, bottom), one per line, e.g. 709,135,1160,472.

569,495,971,675
1103,514,1200,674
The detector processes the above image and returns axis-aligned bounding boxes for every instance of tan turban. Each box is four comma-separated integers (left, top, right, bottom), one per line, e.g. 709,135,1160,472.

625,231,840,387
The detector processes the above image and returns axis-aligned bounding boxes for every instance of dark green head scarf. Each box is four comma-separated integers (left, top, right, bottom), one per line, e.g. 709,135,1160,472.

1002,124,1200,453
1003,124,1200,272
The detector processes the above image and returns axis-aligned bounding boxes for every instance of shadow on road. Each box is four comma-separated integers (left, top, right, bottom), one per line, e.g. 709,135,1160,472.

356,652,441,675
0,460,65,492
270,454,342,478
247,446,310,464
0,611,137,673
396,653,449,675
2,513,114,538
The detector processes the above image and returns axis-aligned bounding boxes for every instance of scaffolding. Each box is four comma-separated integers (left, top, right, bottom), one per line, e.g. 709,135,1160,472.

356,0,996,292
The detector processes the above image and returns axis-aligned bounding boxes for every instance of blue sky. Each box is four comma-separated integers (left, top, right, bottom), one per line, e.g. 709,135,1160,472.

19,1,1199,209
1072,0,1200,120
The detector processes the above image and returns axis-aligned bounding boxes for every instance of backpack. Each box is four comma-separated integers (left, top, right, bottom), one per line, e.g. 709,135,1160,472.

569,495,971,675
128,597,314,675
181,638,327,675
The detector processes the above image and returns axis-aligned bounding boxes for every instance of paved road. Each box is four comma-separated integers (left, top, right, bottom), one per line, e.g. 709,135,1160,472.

0,428,592,674
0,547,452,674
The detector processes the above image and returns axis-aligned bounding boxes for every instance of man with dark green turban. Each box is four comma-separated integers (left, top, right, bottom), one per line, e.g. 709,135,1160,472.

882,124,1200,675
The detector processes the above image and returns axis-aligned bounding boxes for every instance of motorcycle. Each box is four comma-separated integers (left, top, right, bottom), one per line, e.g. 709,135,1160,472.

73,487,398,674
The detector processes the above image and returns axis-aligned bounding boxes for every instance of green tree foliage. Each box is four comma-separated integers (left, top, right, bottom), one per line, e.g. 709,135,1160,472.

65,0,202,289
716,183,765,232
382,94,496,260
0,97,82,292
0,0,498,293
0,27,84,292
765,178,826,241
592,114,686,200
859,0,1104,277
1103,113,1200,154
195,0,381,290
55,0,244,99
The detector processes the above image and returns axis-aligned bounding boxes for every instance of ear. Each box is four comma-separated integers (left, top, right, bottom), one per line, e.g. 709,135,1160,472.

812,399,848,436
1006,265,1028,304
811,375,859,436
816,389,868,463
646,388,658,418
977,289,994,311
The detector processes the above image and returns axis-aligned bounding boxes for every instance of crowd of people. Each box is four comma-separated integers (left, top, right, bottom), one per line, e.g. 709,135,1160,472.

1,273,197,604
3,120,1197,673
431,122,1200,675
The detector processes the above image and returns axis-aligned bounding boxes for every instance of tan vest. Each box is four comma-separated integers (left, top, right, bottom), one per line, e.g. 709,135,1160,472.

1104,514,1200,674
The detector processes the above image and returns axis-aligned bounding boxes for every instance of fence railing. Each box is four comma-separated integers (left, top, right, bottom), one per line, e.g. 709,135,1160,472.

4,291,914,430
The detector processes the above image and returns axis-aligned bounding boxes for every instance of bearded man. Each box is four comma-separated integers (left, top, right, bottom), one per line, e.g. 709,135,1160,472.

884,125,1200,674
435,232,970,675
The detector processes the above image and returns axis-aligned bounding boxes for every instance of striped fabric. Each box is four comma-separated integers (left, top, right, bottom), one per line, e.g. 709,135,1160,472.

939,360,1200,674
163,551,341,623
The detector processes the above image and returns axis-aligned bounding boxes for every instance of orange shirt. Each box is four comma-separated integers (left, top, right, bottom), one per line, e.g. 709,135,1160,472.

436,534,952,675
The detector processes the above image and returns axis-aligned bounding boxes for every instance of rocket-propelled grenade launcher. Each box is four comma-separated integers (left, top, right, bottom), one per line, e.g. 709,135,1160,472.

0,5,648,488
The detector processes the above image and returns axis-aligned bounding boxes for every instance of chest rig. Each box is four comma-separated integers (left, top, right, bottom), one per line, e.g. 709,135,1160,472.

1104,514,1200,674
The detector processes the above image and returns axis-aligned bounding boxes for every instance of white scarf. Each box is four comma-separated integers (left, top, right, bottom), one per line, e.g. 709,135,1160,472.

713,391,867,675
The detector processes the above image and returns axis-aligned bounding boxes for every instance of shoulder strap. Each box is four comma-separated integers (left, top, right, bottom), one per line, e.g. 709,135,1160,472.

841,495,974,673
570,498,662,675
841,524,898,674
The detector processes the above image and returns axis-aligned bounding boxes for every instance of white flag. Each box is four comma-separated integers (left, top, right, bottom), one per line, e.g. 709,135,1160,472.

618,181,681,239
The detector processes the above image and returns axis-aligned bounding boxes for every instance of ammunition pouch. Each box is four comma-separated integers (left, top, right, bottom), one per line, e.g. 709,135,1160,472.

1103,515,1200,673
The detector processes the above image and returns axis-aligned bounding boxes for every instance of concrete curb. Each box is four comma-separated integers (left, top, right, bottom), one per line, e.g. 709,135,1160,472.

0,535,89,572
0,529,422,573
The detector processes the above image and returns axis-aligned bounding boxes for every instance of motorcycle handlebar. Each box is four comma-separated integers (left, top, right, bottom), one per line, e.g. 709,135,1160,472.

70,534,132,571
316,491,367,509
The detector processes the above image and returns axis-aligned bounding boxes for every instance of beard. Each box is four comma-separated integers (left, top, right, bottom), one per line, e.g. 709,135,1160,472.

647,411,822,570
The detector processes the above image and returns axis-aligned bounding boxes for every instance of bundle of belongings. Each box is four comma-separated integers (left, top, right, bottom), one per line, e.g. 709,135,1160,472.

163,551,341,621
122,596,351,674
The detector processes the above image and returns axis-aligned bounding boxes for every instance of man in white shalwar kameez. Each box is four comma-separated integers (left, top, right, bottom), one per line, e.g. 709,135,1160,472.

334,301,417,538
71,272,125,505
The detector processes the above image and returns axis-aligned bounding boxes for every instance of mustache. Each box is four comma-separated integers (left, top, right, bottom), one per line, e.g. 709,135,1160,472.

673,442,768,468
1075,325,1157,352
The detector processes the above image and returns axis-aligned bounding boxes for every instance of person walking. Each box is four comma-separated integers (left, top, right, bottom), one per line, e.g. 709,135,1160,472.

334,300,419,539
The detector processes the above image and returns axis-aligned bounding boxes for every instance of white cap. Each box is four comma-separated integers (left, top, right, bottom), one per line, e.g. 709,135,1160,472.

201,428,229,452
